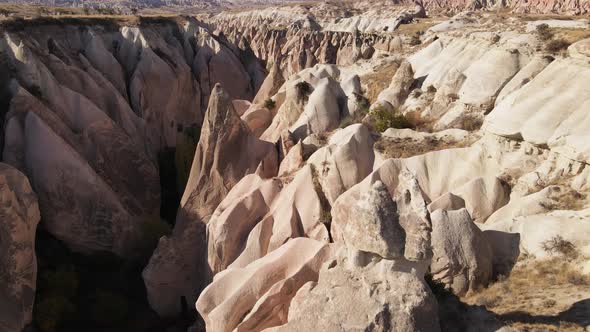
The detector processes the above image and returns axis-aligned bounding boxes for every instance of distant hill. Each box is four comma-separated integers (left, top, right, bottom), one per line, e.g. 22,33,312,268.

0,0,309,9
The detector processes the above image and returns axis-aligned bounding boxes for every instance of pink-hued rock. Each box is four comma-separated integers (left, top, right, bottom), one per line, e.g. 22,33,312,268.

0,164,40,332
146,84,278,318
229,164,330,269
197,238,335,332
207,173,283,274
241,104,274,138
180,83,279,221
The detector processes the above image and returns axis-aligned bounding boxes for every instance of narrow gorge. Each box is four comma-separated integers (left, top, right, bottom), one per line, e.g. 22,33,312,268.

1,2,590,332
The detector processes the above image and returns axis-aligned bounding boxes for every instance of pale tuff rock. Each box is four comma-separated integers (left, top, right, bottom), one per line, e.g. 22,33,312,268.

569,38,590,60
307,124,375,205
0,164,40,332
196,238,334,332
266,248,441,332
180,84,278,220
450,177,511,223
146,84,278,317
341,180,406,259
261,64,349,143
430,209,493,296
289,77,347,140
485,58,590,163
376,60,415,109
252,60,285,105
228,164,330,269
278,141,305,177
207,173,282,274
241,105,274,138
485,186,562,225
495,55,553,105
394,169,433,261
481,209,590,260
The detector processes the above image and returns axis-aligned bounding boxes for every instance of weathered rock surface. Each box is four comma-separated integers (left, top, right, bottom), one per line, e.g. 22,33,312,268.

341,181,406,259
430,209,493,296
0,164,40,332
307,124,375,204
145,84,278,317
266,249,441,332
197,238,334,332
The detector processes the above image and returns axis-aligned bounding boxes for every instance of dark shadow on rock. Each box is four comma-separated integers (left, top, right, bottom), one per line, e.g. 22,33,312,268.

482,230,520,278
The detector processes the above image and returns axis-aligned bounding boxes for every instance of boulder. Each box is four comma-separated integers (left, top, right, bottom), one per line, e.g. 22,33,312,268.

307,124,375,205
340,181,406,259
266,249,441,332
451,177,510,223
430,209,493,296
376,60,415,108
0,164,40,331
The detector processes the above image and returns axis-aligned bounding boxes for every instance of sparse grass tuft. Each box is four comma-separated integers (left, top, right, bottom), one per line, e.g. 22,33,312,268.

536,23,554,41
545,38,571,54
541,235,579,259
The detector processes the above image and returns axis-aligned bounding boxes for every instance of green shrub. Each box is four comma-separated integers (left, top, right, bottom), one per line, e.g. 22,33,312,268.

372,106,413,133
536,23,554,41
545,38,571,54
295,81,312,102
340,93,370,128
263,98,276,110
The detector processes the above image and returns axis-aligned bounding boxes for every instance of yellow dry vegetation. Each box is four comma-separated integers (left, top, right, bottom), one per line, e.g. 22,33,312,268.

464,258,590,331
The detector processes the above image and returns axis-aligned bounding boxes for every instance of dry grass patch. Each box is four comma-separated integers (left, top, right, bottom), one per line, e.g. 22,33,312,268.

395,18,437,36
553,28,590,44
360,60,399,104
374,135,474,159
465,258,590,330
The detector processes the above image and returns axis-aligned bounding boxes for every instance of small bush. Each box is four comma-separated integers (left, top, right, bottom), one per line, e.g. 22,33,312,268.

410,34,422,46
536,23,554,41
295,81,312,102
541,235,578,259
340,93,370,128
545,38,571,54
372,106,413,133
263,98,276,110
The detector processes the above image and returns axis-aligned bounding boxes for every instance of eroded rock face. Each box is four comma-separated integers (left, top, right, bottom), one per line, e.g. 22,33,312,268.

307,124,375,205
430,209,493,296
180,83,279,221
145,84,278,317
0,164,40,331
197,238,335,332
341,181,406,259
266,249,441,332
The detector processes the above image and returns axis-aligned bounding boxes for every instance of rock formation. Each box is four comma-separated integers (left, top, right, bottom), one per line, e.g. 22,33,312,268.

0,164,40,332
